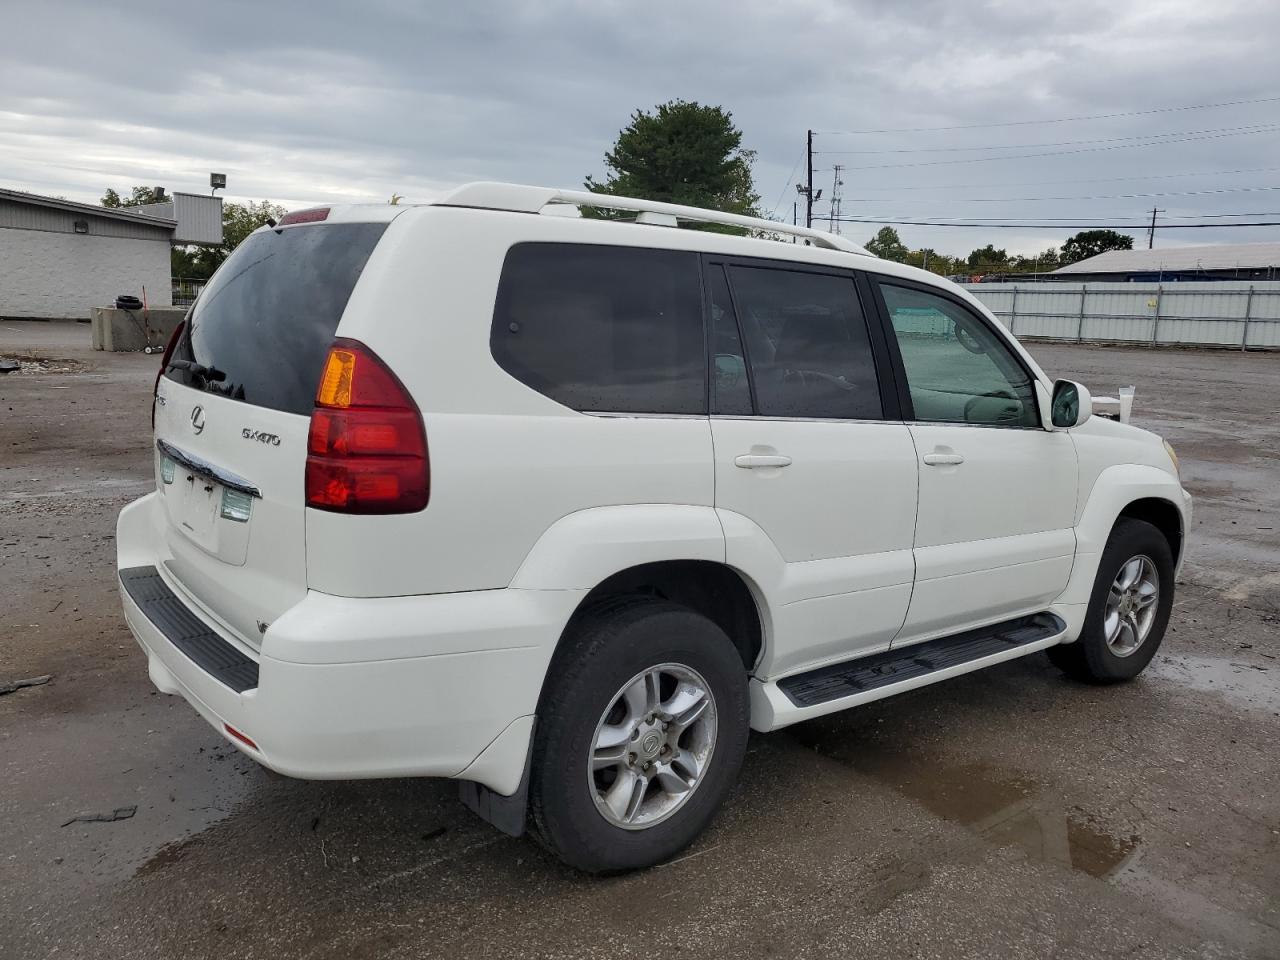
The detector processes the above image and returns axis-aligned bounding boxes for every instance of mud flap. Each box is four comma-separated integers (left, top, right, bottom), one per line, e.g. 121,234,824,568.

457,720,535,837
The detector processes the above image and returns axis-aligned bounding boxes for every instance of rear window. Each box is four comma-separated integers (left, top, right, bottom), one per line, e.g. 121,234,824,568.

490,243,705,414
165,222,387,416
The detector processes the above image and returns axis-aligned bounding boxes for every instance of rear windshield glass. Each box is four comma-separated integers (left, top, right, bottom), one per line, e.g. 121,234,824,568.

165,222,387,415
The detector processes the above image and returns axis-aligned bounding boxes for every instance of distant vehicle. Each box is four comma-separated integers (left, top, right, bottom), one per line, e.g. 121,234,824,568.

117,184,1190,872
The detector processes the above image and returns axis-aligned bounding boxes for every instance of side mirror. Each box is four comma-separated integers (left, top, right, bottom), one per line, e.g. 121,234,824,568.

1050,379,1092,429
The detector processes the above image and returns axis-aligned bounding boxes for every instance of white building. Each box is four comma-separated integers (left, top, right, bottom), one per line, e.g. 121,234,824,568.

1053,242,1280,283
0,188,222,320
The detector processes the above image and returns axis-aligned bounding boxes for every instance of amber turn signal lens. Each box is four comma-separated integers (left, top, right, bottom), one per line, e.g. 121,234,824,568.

317,348,357,408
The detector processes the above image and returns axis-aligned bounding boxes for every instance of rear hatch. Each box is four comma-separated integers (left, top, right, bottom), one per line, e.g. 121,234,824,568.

154,213,391,648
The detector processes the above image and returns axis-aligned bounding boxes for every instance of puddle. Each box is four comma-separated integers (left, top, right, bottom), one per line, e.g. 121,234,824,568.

135,833,211,878
1147,653,1280,714
790,728,1138,878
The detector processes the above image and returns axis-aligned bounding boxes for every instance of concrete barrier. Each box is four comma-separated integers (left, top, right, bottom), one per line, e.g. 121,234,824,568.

90,306,186,352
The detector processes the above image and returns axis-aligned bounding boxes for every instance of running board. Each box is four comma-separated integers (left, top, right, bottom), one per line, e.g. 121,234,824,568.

753,613,1067,729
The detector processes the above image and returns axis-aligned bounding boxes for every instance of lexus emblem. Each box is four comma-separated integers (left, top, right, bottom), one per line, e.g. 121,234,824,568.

190,405,206,435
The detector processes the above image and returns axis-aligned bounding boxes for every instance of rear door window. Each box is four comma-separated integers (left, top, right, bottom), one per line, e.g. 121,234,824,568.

707,265,753,416
165,222,387,416
491,243,705,414
725,265,883,420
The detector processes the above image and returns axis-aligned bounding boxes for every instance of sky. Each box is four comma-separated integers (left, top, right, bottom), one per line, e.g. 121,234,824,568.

3,0,1279,259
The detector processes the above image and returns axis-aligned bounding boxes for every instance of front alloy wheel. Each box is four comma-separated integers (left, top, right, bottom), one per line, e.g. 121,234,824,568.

1103,555,1160,657
1046,517,1175,683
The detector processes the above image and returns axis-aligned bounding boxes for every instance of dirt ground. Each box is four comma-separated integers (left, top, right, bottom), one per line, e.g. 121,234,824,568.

2,321,1278,960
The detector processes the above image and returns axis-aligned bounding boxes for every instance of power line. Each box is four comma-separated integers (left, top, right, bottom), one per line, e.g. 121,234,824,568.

813,184,1280,205
812,95,1280,135
830,217,1280,229
837,211,1280,222
833,125,1280,172
768,149,805,217
819,165,1280,192
815,123,1280,156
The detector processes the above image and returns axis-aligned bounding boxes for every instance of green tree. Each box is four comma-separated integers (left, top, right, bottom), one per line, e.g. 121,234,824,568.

865,226,909,262
967,244,1009,272
172,199,287,280
904,246,964,275
101,186,165,207
586,100,761,230
1060,229,1134,265
1009,247,1062,274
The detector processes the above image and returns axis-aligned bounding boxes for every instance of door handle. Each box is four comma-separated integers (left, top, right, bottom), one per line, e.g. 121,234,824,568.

734,454,793,469
922,452,965,467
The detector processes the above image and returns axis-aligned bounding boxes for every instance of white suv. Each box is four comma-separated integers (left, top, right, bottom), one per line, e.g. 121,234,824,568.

117,183,1191,872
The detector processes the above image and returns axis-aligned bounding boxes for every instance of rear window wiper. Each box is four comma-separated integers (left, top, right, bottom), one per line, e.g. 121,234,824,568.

167,359,227,382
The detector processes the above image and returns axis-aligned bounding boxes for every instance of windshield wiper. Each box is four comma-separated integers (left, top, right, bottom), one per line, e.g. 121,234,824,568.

167,359,227,382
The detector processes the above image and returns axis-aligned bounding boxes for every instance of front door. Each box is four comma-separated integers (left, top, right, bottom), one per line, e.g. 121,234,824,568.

705,259,919,679
872,280,1078,644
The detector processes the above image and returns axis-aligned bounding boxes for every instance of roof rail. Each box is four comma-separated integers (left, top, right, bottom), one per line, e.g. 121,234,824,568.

435,181,871,256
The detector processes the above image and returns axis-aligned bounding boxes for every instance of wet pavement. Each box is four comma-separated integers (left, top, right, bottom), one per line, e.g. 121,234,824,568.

2,323,1278,959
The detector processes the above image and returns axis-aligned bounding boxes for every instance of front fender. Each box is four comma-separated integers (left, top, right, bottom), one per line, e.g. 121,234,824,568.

508,504,726,590
1057,463,1190,607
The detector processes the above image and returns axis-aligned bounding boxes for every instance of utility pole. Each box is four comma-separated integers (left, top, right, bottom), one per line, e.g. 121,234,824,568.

806,129,814,228
795,130,822,232
1147,207,1165,249
828,165,844,234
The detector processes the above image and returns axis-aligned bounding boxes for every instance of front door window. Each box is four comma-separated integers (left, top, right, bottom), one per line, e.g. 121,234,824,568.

879,283,1038,427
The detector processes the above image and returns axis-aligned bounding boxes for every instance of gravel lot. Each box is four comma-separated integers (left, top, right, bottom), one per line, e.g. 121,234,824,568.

2,321,1278,959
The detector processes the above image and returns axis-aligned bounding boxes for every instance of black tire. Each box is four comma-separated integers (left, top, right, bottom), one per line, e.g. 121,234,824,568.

529,596,749,873
1047,518,1175,683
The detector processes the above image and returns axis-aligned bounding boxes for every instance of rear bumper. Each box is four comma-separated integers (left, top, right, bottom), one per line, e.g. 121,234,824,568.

117,494,585,792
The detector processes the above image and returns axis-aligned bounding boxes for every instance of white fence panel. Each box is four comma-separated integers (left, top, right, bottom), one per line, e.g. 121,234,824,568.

1010,313,1081,339
960,281,1280,349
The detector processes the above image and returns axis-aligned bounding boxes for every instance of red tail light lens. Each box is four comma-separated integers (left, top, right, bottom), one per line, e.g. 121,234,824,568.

304,339,428,514
152,320,185,428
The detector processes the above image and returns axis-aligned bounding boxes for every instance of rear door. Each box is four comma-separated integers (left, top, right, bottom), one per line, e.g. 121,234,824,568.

869,278,1077,644
706,257,919,679
154,216,391,647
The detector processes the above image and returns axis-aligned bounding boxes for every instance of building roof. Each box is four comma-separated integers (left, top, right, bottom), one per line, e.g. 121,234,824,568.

1054,242,1280,275
0,186,176,228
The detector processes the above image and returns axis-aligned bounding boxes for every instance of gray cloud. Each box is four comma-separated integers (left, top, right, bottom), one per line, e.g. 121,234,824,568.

2,0,1277,256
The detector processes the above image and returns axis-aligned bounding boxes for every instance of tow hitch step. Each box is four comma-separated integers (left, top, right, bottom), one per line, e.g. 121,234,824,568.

778,612,1066,708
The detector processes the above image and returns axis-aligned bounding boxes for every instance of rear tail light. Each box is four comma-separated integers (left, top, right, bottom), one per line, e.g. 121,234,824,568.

304,339,429,514
152,320,185,428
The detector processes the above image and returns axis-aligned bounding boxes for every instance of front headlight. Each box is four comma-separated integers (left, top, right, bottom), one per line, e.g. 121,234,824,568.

1162,439,1180,478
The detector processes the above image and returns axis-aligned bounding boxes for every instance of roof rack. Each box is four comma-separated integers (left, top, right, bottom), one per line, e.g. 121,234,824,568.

435,181,871,256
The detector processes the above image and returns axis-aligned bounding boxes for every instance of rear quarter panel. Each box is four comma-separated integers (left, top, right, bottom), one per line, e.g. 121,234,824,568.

307,206,715,597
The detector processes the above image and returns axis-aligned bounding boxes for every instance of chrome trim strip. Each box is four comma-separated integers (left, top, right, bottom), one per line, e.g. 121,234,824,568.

156,439,262,499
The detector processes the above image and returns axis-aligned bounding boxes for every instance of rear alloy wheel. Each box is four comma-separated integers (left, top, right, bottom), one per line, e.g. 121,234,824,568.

589,663,718,830
1048,518,1175,683
530,597,748,873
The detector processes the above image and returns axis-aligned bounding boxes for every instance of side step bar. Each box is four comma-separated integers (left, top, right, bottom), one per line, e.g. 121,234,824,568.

755,613,1067,727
